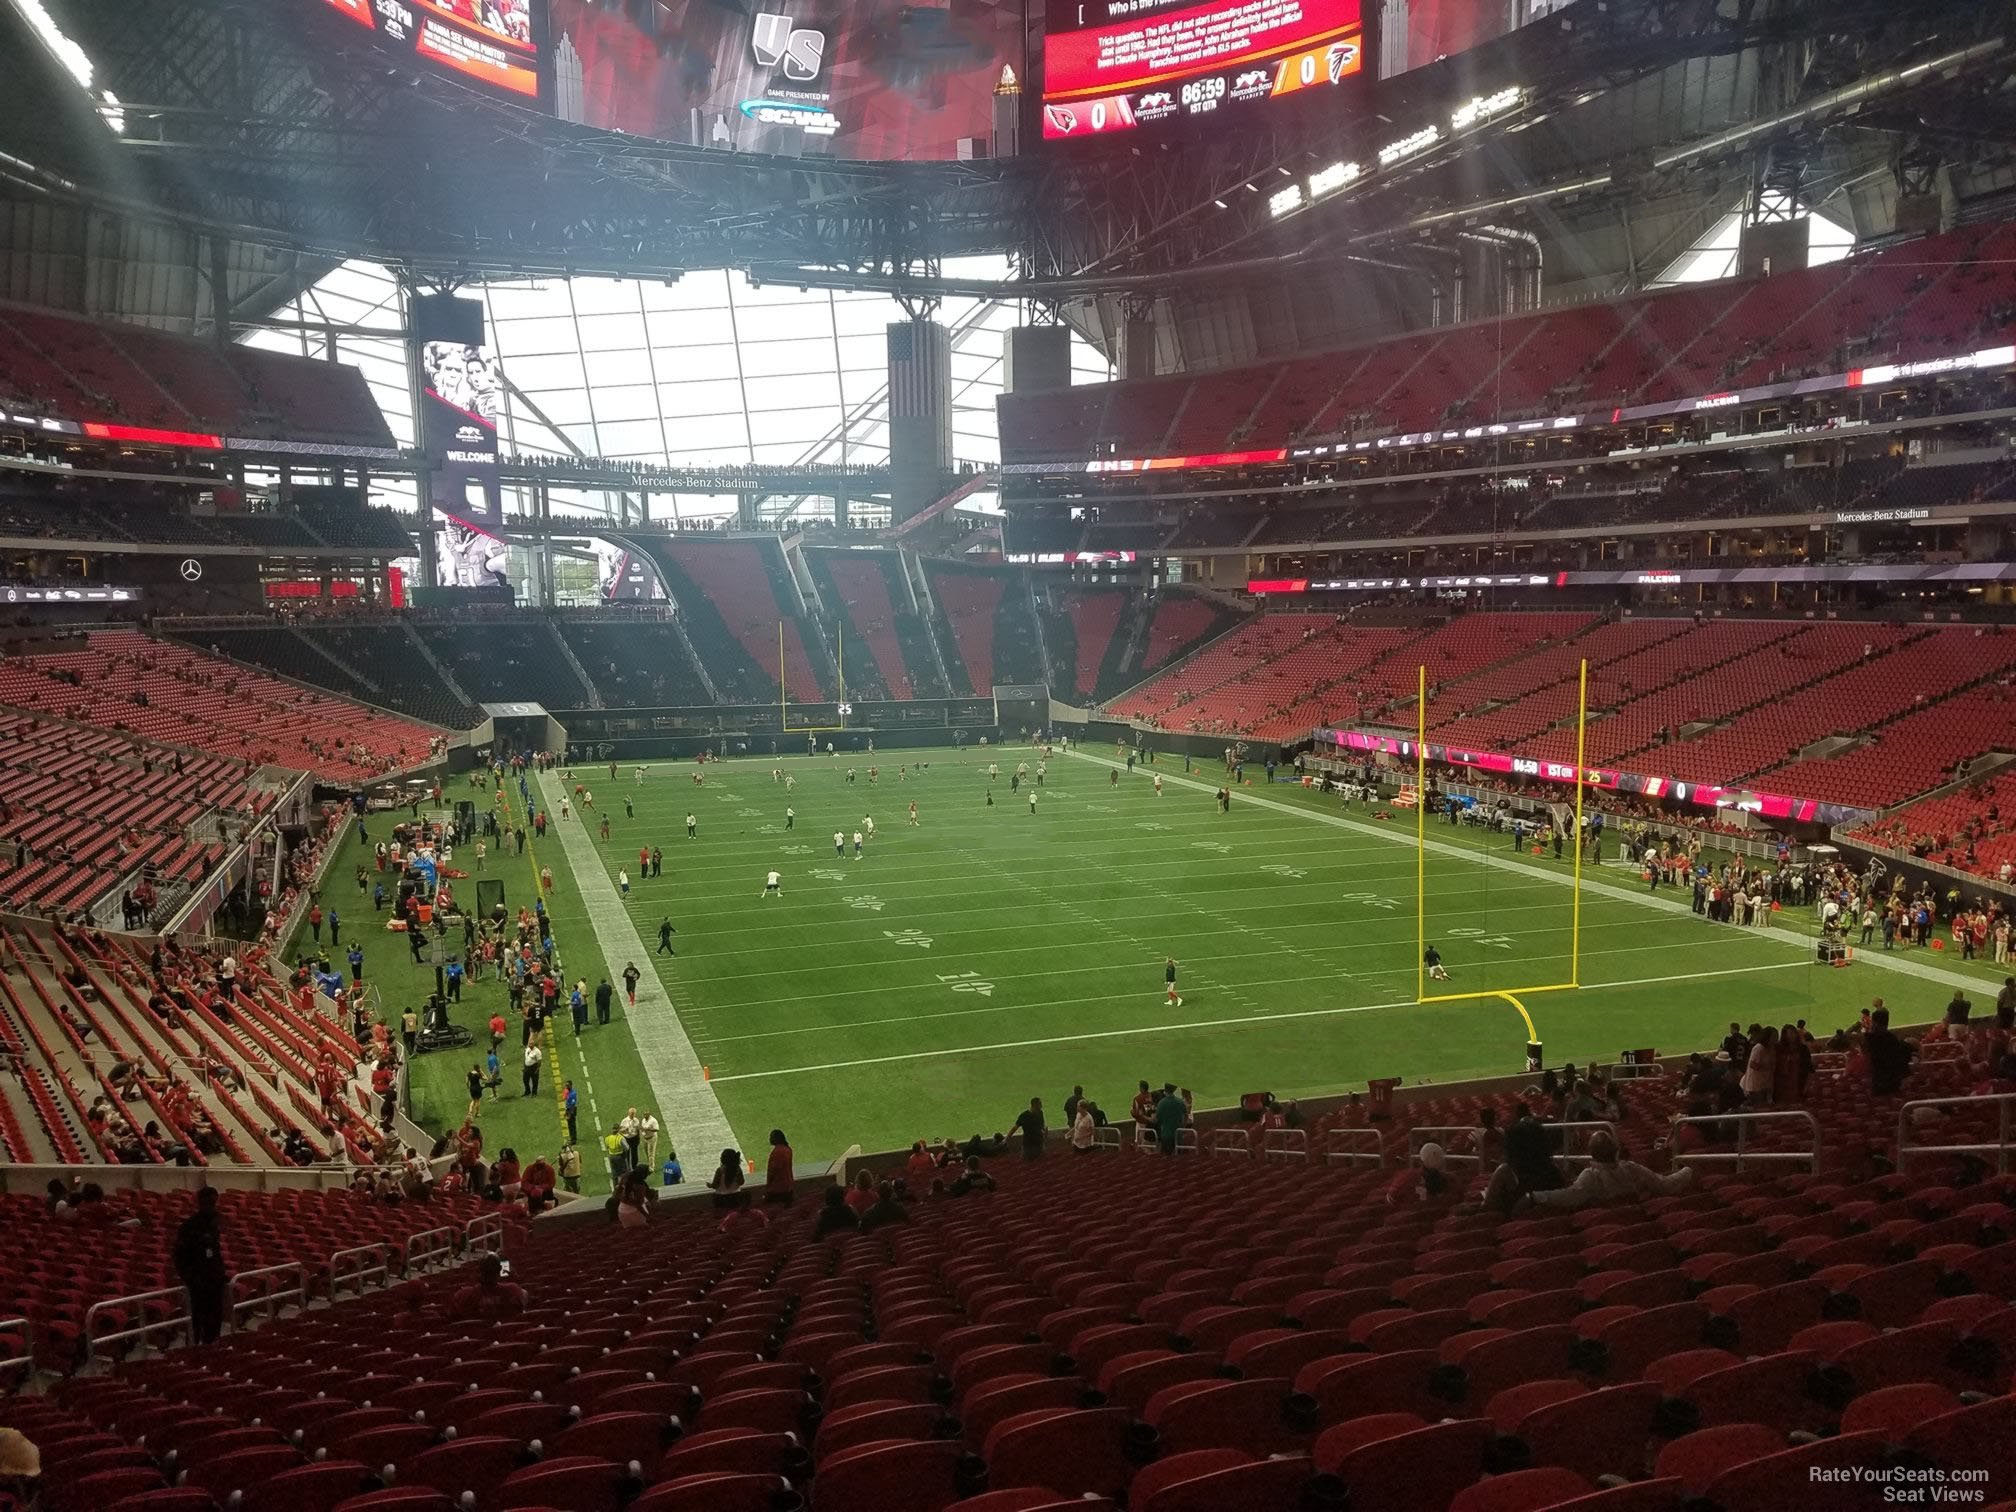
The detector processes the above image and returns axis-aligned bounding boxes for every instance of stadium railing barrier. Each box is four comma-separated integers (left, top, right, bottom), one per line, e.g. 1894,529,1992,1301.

84,1285,190,1367
1262,1129,1310,1163
1325,1128,1386,1168
1208,1129,1253,1157
1091,1125,1124,1152
230,1261,308,1332
328,1241,394,1299
0,1318,29,1385
464,1211,507,1258
1668,1110,1822,1173
1896,1090,2016,1176
404,1224,460,1273
1406,1119,1617,1171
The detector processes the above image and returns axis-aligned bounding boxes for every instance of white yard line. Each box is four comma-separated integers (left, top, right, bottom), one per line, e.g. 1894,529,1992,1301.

538,772,740,1160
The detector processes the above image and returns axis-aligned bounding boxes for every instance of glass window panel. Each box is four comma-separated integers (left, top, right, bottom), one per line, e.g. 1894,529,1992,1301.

514,388,594,427
737,340,833,379
567,279,644,317
591,419,672,456
651,270,732,310
645,307,738,348
732,304,832,344
834,334,885,370
504,352,589,389
584,349,655,386
744,372,840,410
572,311,651,350
585,383,660,424
651,344,742,381
656,379,747,416
490,316,583,355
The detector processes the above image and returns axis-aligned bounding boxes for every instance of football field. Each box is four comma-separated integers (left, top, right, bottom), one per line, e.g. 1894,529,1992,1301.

364,743,2005,1189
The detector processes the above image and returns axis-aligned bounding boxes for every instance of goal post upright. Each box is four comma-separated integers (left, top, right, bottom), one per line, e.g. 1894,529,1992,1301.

1415,662,1427,1004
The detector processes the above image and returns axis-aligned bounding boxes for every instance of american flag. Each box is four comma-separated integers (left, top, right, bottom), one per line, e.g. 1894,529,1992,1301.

888,320,950,420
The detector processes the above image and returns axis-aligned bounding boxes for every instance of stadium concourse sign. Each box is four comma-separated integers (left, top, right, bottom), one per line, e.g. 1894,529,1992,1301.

1318,727,1873,829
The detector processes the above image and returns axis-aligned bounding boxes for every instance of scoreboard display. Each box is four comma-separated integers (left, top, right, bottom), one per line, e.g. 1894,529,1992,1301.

1041,0,1363,140
313,0,541,99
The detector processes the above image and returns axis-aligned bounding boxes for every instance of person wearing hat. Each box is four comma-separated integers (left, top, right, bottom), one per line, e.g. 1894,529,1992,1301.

1386,1141,1456,1203
0,1426,39,1507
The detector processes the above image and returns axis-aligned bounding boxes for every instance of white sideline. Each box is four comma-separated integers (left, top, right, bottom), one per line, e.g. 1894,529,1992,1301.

537,772,739,1160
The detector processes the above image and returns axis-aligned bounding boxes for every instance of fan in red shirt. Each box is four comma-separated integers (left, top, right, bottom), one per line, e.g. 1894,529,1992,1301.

449,1256,525,1321
765,1129,795,1204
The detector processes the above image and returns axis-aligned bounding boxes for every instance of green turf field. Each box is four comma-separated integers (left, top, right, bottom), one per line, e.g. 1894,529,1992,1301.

296,744,2012,1192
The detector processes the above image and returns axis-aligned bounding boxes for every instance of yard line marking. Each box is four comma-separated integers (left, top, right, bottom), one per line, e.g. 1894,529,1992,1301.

1065,750,1998,1007
705,959,1812,1081
538,770,739,1162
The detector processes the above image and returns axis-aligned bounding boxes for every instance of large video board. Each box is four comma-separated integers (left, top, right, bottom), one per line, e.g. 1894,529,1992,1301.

547,0,1021,161
1041,0,1363,140
313,0,542,98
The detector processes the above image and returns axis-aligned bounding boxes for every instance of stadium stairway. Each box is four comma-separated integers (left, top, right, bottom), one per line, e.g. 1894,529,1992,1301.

634,539,826,704
11,1122,2016,1511
413,621,599,713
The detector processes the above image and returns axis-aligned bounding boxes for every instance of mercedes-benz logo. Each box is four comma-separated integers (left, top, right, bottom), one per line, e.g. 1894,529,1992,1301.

179,559,203,582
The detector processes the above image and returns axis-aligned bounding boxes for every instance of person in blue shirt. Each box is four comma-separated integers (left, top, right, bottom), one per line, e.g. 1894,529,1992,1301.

444,958,465,1002
570,983,588,1035
484,1048,501,1099
372,881,386,913
347,944,364,984
327,908,342,947
563,1081,578,1143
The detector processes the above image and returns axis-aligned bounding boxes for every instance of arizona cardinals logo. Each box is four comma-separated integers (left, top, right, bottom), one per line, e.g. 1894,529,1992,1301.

1045,104,1079,134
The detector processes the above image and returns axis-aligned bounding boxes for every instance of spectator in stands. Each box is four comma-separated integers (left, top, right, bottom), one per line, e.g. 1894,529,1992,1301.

708,1147,746,1207
1866,1006,1917,1095
172,1186,229,1345
450,1255,526,1320
557,1142,582,1195
1387,1142,1456,1204
281,1128,314,1166
0,1426,40,1510
949,1157,997,1197
1153,1083,1187,1155
1774,1023,1812,1104
858,1179,910,1231
843,1169,877,1216
812,1185,859,1238
765,1129,795,1204
1527,1131,1696,1211
1071,1100,1098,1153
1740,1026,1777,1107
1013,1096,1047,1160
615,1169,657,1228
521,1154,556,1212
1484,1103,1566,1212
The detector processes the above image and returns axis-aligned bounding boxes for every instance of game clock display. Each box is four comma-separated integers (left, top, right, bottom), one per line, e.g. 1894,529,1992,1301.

1041,0,1362,140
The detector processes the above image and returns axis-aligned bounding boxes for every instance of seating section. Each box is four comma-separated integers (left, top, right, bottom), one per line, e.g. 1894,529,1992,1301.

998,222,2016,460
804,548,945,701
0,307,393,448
924,563,1045,695
1047,587,1130,701
414,620,597,711
0,716,251,921
0,631,442,782
637,538,827,703
286,624,482,729
1851,768,2016,876
12,1097,2016,1512
0,1182,505,1371
555,618,716,709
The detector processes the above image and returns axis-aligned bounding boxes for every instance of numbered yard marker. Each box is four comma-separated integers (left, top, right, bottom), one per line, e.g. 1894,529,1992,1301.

937,970,994,997
883,928,933,950
844,894,885,911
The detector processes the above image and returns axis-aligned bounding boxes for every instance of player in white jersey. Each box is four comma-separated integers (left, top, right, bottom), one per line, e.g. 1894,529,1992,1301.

863,816,875,840
761,870,782,899
1154,774,1163,796
834,830,845,856
852,831,863,857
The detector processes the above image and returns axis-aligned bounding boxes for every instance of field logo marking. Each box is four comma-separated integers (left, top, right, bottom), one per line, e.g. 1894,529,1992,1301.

883,928,932,950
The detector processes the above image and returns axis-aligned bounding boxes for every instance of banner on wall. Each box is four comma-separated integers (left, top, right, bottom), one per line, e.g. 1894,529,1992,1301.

413,297,511,590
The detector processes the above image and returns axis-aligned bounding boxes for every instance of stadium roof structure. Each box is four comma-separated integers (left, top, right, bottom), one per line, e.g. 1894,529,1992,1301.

0,0,2008,355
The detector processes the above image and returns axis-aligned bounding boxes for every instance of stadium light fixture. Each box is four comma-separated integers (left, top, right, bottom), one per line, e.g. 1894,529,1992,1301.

1269,184,1305,218
1309,160,1361,198
1451,86,1523,131
1377,125,1440,166
9,0,123,134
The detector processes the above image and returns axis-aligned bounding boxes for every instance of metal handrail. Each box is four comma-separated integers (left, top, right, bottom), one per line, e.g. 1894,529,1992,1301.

1172,1128,1200,1156
1917,1039,1969,1064
0,1318,30,1384
1325,1128,1386,1169
229,1262,308,1331
1091,1125,1124,1152
463,1212,506,1258
1668,1110,1822,1173
1896,1091,2016,1176
1811,1051,1850,1077
404,1225,459,1274
1133,1124,1158,1151
1207,1129,1253,1157
1262,1129,1308,1163
83,1285,190,1365
327,1242,393,1298
1406,1119,1617,1171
